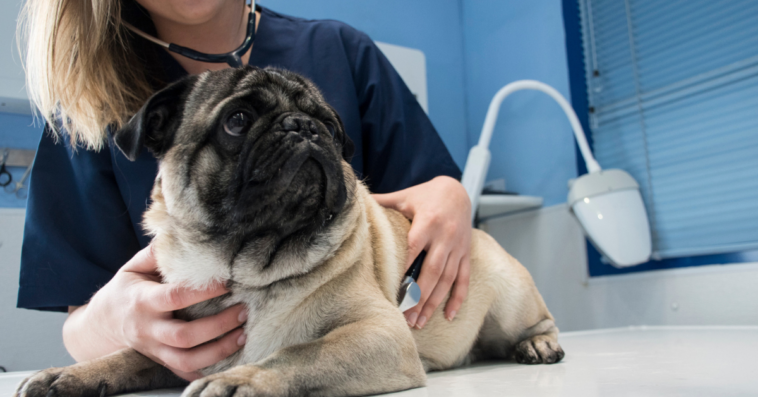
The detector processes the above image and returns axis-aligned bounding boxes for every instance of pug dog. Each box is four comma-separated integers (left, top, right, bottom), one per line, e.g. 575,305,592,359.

15,66,563,397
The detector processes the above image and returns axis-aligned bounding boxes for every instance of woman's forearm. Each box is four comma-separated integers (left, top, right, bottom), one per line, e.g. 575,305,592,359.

63,304,125,362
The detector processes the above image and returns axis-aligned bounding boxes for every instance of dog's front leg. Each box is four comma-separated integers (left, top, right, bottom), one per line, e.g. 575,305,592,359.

183,318,426,397
15,348,186,397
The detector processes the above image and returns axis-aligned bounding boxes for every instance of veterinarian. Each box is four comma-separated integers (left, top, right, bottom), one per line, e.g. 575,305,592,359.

18,0,471,381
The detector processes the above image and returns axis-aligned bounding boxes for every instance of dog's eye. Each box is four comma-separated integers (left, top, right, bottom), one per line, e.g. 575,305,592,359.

325,122,336,137
224,112,253,137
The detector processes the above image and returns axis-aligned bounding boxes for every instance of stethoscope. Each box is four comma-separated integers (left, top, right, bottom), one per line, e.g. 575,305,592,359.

122,0,257,68
0,149,31,199
0,149,12,188
4,164,31,200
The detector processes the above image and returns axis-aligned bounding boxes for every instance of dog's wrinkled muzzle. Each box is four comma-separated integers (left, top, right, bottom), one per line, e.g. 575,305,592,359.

236,113,347,218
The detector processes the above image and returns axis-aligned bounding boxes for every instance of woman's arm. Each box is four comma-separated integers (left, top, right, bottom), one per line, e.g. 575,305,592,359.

62,245,248,381
373,176,472,329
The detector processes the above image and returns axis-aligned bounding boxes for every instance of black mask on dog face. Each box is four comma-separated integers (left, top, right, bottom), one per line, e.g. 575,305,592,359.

114,66,356,249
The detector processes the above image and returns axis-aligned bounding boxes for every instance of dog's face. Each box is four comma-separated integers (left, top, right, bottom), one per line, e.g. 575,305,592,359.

114,67,358,287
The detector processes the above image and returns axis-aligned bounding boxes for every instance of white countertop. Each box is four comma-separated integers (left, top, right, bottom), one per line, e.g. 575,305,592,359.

477,194,543,219
3,326,757,397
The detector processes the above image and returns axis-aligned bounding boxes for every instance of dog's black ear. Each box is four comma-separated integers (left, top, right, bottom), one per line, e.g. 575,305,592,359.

330,111,355,163
113,77,193,161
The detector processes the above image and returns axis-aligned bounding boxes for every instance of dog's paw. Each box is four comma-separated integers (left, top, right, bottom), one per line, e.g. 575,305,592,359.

514,335,565,364
182,366,285,397
14,367,98,397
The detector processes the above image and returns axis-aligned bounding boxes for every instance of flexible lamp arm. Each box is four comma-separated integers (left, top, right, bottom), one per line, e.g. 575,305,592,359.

462,80,601,221
477,80,600,170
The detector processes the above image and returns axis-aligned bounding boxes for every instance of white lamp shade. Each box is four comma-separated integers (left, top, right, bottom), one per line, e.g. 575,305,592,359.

569,171,652,267
463,80,651,267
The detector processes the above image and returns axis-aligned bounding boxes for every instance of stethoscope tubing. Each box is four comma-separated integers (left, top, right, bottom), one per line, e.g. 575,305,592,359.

122,1,257,68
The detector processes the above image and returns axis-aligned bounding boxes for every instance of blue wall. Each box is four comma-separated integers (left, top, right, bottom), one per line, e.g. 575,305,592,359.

265,0,576,206
0,0,578,208
461,0,576,206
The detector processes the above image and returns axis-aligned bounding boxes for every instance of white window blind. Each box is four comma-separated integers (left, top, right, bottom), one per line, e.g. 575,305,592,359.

578,0,758,259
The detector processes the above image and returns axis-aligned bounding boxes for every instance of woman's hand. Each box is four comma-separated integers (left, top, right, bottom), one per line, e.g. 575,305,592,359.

63,245,248,381
373,176,472,329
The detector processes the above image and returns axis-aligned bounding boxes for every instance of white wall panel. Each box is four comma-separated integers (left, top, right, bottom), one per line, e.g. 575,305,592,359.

0,209,73,371
375,42,428,114
0,1,32,115
481,205,758,331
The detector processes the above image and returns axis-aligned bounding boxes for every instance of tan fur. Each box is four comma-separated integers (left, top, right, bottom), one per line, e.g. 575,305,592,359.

172,161,562,393
14,349,185,396
361,175,559,371
15,163,562,397
16,67,562,396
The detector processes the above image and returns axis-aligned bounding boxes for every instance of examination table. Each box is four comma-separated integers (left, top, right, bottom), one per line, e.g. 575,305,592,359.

2,326,756,396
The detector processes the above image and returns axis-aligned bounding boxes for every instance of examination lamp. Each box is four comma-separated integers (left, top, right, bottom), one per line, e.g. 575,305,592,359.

460,80,652,267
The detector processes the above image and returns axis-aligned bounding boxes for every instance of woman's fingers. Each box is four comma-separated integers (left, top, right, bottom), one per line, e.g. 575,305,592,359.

144,282,229,312
151,327,246,375
405,245,449,327
151,304,248,348
405,223,429,272
372,191,412,219
399,181,471,329
120,245,231,314
414,250,463,329
444,253,470,321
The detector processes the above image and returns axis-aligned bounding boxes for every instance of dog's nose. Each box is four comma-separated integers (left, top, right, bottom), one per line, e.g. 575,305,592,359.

281,114,319,141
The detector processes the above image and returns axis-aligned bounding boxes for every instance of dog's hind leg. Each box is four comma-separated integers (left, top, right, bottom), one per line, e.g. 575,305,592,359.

182,312,426,397
468,230,564,365
473,267,565,364
15,348,186,397
512,321,564,364
475,301,564,365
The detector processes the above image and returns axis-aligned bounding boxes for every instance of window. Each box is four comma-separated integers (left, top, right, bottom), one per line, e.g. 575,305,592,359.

564,0,758,275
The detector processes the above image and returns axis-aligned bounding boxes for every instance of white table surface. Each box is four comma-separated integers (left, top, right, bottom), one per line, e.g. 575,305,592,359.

3,326,757,397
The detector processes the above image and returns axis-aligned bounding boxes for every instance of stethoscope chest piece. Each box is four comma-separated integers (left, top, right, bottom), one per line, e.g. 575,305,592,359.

398,276,422,312
397,251,426,312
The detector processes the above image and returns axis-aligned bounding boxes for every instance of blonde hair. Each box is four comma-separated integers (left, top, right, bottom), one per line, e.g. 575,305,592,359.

19,0,154,150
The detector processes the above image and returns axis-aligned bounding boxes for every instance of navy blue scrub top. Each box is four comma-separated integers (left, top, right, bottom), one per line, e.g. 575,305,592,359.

17,6,461,312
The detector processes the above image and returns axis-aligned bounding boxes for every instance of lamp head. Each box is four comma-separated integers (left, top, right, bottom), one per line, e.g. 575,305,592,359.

568,169,652,267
